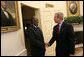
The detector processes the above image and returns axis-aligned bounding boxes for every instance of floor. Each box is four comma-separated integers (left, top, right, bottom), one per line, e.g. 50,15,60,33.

75,47,83,56
25,38,83,56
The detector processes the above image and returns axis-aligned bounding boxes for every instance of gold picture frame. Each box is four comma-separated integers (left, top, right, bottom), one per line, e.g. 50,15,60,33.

1,1,20,33
66,1,80,16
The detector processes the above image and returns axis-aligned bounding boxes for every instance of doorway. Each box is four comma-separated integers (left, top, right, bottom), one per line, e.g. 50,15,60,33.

21,4,41,56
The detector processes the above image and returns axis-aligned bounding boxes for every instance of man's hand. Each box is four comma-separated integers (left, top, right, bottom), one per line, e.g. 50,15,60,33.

45,43,50,48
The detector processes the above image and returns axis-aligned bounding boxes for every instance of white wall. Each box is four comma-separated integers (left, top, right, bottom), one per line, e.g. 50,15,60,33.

1,1,83,56
1,2,27,56
1,31,26,56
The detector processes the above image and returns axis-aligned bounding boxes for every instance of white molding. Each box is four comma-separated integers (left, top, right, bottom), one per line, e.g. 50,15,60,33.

75,43,83,48
73,24,83,32
15,49,27,56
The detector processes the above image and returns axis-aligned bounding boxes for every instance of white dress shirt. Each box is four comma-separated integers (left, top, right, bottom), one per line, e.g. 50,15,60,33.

59,21,64,31
33,25,38,28
1,7,9,19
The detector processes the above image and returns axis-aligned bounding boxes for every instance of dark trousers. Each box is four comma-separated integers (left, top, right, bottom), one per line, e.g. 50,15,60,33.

56,48,70,56
31,50,45,56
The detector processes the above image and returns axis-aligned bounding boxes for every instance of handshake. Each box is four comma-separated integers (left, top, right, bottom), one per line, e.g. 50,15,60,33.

45,43,50,48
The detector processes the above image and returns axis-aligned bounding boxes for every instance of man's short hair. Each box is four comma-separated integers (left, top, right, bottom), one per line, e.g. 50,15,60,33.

31,16,35,24
56,12,64,20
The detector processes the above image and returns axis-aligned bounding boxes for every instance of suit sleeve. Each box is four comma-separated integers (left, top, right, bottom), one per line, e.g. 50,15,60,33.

67,25,75,54
27,27,45,50
49,27,56,46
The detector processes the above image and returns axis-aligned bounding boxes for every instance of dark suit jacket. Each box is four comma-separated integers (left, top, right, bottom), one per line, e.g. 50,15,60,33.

1,9,16,27
27,25,46,56
49,22,75,56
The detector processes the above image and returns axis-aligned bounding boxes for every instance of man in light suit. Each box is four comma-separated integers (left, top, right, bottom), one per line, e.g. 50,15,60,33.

27,16,46,56
1,1,16,27
45,12,75,56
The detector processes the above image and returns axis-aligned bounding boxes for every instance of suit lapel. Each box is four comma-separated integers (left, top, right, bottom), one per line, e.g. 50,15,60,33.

56,24,59,33
60,22,65,34
32,25,42,35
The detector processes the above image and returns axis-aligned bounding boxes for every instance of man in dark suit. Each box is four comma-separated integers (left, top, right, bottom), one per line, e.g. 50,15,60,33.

1,1,16,27
27,16,46,56
45,12,75,56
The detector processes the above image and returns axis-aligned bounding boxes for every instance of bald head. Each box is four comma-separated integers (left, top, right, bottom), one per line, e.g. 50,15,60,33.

31,16,39,26
1,1,7,9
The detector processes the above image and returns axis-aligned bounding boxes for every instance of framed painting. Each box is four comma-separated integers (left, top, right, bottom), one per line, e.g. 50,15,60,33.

1,1,20,33
66,1,80,16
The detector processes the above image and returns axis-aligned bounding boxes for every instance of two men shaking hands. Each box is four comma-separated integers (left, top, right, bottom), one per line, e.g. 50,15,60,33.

27,12,75,56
